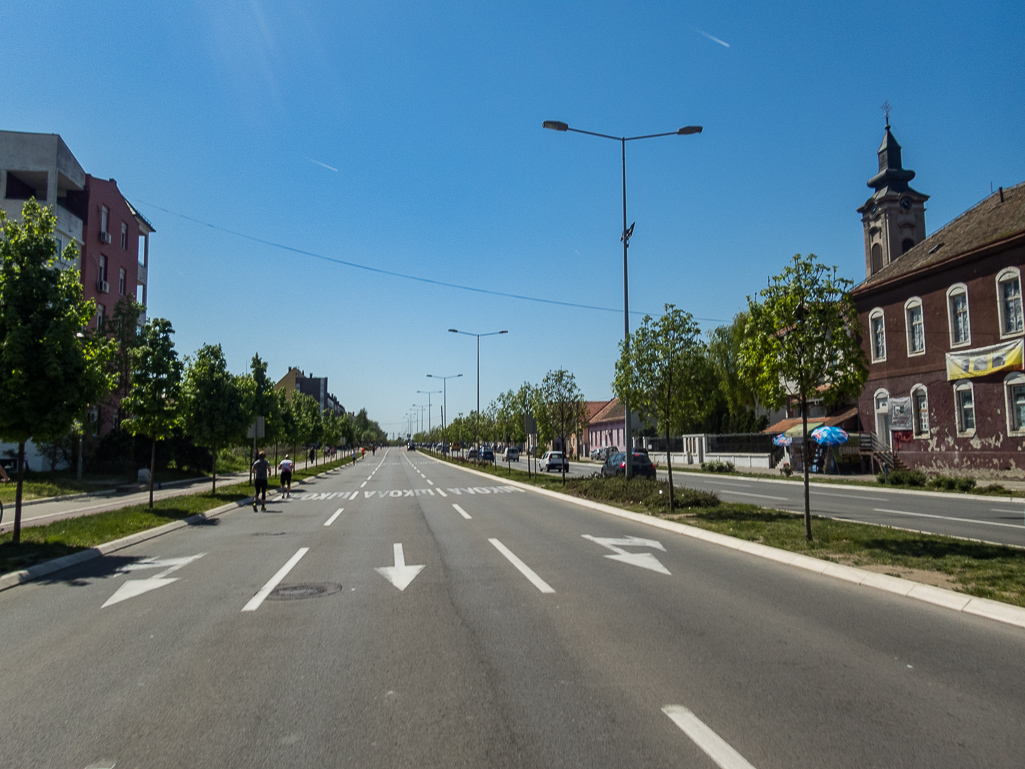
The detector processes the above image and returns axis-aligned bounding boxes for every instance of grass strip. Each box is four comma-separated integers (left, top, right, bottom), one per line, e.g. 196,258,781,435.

434,452,1025,608
0,457,354,577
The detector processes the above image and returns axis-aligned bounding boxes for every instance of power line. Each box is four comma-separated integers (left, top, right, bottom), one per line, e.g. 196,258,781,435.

137,200,728,324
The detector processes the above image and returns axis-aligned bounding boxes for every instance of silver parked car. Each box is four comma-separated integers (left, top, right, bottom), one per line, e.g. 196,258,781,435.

540,450,568,472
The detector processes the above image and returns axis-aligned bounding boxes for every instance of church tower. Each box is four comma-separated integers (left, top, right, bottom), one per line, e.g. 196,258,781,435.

857,116,928,278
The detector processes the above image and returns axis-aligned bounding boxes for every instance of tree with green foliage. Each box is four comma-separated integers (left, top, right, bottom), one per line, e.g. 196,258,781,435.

533,369,586,483
0,201,115,542
740,253,868,540
706,312,768,434
121,318,184,507
614,304,710,506
249,354,282,448
105,296,143,431
180,344,253,492
291,392,322,466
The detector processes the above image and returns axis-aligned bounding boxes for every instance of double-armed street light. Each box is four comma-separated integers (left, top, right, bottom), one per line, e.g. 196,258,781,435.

542,119,702,477
412,403,428,435
426,373,462,444
449,328,508,454
417,389,442,434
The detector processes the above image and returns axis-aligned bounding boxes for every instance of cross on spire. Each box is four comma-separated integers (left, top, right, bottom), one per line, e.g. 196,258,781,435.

881,100,892,128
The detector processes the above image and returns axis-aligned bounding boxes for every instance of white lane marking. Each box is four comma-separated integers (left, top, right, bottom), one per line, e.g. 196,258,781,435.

874,508,1025,529
242,548,310,612
662,706,757,769
435,488,448,497
814,491,887,501
324,508,344,526
721,490,789,501
992,508,1022,514
375,543,425,591
453,504,471,520
360,481,367,488
427,479,435,485
350,491,360,500
489,539,555,593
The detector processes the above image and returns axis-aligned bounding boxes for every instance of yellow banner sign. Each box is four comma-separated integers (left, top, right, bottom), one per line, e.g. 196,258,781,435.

946,339,1024,380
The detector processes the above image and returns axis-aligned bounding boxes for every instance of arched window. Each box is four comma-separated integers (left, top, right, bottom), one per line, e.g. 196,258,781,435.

902,238,915,253
904,297,925,356
869,308,886,362
870,243,883,274
1005,372,1025,435
946,284,971,347
996,268,1023,337
954,381,976,435
910,385,929,437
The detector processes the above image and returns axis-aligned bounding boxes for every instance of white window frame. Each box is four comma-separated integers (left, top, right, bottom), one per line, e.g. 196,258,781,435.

996,267,1023,338
911,384,930,438
869,308,886,362
953,381,976,436
98,254,108,283
95,302,106,330
100,205,109,236
120,221,128,250
904,297,925,356
118,267,127,295
1004,372,1025,436
947,284,971,348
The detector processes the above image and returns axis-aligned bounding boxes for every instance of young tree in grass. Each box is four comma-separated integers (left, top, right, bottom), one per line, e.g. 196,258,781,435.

740,253,868,541
0,201,115,543
121,318,183,507
249,354,282,449
291,392,322,466
534,369,586,483
180,344,254,492
613,304,710,508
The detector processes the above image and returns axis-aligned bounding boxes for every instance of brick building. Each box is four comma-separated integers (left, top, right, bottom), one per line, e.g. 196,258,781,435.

851,122,1025,476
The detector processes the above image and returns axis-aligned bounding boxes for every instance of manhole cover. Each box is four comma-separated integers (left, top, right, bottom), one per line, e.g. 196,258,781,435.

268,582,342,600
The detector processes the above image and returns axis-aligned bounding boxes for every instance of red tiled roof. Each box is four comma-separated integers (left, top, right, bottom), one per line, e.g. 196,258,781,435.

763,406,859,435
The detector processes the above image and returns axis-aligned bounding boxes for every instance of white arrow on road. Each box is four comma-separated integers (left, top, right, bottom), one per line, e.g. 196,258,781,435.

583,535,670,575
375,543,425,591
103,553,206,608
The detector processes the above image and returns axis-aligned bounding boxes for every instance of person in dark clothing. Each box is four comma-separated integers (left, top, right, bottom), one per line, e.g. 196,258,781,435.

252,451,271,511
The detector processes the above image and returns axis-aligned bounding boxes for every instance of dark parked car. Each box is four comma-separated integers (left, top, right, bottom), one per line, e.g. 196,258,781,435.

600,451,656,479
479,447,495,463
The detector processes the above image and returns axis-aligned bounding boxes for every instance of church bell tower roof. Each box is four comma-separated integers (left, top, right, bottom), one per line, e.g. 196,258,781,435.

865,122,923,198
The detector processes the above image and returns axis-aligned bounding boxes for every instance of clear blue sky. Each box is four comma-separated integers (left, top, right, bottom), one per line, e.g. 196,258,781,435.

4,0,1023,437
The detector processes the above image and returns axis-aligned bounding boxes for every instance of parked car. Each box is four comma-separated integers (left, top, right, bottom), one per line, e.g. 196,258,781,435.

540,450,569,472
467,448,478,460
480,447,495,463
502,447,520,462
600,451,656,479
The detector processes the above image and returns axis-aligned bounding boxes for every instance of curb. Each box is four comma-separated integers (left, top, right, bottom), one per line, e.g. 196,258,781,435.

422,453,1025,631
0,498,247,594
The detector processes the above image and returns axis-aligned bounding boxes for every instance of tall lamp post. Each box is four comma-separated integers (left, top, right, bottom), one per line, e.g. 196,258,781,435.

412,403,428,435
417,389,441,435
449,328,508,455
427,373,463,448
543,119,702,477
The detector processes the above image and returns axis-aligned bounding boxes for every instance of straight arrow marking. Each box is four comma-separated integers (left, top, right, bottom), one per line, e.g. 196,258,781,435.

375,543,425,591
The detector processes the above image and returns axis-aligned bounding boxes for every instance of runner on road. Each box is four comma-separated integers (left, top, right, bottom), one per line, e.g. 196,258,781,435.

278,454,294,498
251,451,271,511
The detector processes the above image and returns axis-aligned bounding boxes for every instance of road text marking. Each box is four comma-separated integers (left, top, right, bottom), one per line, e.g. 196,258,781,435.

243,548,309,612
489,539,555,593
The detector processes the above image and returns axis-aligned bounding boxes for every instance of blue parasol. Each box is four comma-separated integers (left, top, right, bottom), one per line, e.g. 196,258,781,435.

772,434,792,446
810,425,849,446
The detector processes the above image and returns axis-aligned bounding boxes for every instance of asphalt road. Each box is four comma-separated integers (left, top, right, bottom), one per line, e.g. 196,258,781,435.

2,448,1023,768
506,454,1025,548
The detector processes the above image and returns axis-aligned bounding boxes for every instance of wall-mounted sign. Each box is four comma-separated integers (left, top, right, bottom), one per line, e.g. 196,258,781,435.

889,397,913,430
946,339,1024,381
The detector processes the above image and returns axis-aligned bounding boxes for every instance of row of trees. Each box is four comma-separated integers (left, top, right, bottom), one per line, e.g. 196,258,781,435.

0,200,386,544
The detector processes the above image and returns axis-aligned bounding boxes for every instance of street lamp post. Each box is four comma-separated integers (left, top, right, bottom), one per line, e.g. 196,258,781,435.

427,373,462,447
417,389,442,435
543,120,701,477
413,403,428,435
449,329,508,456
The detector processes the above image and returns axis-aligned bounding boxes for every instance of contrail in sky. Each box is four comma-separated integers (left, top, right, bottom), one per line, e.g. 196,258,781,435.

695,28,730,47
304,156,339,172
